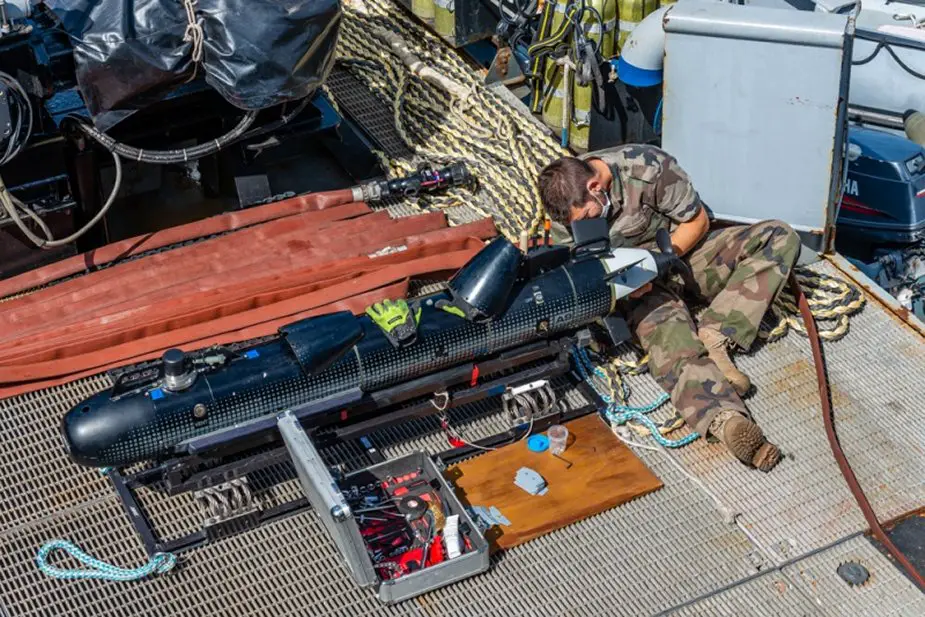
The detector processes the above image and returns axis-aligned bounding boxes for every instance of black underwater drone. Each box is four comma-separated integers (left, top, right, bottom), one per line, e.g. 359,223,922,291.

61,222,689,468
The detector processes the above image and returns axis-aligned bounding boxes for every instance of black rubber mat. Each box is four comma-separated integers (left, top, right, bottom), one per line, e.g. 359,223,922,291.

327,69,413,160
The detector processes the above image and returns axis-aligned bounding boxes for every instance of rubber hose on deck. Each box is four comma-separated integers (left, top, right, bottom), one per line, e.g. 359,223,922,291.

792,272,925,590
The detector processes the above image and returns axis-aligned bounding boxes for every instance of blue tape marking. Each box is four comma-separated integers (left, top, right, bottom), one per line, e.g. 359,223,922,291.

150,389,164,401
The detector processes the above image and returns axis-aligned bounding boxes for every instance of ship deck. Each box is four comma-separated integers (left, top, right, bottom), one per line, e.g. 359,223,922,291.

1,56,924,617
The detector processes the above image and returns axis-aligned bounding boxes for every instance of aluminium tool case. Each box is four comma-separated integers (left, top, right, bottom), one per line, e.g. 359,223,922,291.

279,412,490,604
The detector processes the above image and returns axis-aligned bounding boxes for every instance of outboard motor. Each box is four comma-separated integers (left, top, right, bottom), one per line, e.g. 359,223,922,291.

836,125,925,259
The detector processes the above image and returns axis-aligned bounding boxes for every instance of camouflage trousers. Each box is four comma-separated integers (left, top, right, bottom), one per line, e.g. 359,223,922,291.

626,220,801,436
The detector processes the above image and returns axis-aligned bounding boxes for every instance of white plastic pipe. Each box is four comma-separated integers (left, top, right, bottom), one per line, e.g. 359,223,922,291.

616,5,671,87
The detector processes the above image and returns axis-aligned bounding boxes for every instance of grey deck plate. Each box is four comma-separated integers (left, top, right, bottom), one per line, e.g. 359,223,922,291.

783,535,925,617
664,569,823,617
662,534,925,617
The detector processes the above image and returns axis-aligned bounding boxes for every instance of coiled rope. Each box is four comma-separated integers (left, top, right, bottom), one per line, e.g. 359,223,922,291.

36,540,176,582
759,269,866,343
337,0,568,241
571,346,698,447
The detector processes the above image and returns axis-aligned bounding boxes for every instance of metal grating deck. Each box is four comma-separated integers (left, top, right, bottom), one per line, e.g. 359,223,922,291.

1,257,922,616
326,69,413,161
662,261,925,563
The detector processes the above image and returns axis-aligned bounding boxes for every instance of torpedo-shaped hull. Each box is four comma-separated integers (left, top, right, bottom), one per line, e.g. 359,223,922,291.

62,243,658,468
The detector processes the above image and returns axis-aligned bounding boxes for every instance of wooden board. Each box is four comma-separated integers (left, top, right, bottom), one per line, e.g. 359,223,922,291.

446,413,664,552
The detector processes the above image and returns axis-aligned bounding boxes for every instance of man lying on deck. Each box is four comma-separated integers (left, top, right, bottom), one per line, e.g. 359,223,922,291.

538,144,801,471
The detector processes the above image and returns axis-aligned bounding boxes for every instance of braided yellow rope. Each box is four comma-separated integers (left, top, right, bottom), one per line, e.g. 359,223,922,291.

337,0,567,240
758,270,866,342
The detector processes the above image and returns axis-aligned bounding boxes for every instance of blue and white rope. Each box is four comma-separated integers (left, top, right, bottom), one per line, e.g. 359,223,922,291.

36,540,176,582
571,347,700,448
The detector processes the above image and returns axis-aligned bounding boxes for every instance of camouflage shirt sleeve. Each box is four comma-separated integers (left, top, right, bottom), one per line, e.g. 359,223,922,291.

654,154,703,223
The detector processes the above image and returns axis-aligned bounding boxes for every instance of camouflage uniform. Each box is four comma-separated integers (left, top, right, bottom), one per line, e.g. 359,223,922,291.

549,145,801,436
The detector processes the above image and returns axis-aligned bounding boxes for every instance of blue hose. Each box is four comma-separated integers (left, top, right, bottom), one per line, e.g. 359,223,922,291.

653,98,663,135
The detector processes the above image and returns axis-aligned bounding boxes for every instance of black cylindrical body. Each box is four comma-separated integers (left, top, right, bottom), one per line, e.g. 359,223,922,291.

62,255,614,467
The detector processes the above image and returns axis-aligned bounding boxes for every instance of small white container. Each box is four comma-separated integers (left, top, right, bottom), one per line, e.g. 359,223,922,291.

547,424,569,455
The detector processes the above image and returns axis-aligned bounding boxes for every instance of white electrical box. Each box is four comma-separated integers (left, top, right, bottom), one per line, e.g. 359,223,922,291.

661,1,853,250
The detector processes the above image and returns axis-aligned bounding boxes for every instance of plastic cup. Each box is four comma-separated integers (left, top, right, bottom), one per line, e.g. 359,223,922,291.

547,424,569,455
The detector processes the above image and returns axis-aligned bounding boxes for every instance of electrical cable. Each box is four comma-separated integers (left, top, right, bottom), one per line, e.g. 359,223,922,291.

496,0,537,50
580,5,605,59
74,110,258,165
0,70,33,166
15,199,53,240
0,149,122,249
793,272,925,590
0,68,299,248
852,40,925,80
653,98,663,134
441,413,535,452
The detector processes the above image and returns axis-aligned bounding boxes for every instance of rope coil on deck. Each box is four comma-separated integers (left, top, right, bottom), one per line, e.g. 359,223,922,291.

760,269,866,343
572,346,698,448
36,540,176,582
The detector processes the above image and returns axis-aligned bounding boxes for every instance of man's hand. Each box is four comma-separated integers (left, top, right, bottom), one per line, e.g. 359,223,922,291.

629,282,653,299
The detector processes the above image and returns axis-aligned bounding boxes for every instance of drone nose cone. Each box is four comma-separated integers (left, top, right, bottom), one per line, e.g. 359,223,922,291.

61,391,156,468
61,397,117,466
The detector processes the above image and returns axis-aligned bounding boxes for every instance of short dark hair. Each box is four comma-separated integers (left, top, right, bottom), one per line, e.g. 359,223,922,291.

537,157,595,225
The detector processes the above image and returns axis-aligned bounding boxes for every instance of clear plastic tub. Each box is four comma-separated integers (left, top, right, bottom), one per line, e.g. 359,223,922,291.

547,424,569,455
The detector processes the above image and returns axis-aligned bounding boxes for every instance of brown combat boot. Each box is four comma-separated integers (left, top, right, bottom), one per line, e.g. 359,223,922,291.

709,410,781,472
698,327,752,397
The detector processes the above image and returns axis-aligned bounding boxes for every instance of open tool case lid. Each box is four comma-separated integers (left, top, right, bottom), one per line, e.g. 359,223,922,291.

278,411,379,586
278,410,491,603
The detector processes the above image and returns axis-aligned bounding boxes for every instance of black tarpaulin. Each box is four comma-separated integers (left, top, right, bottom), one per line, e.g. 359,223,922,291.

48,0,341,122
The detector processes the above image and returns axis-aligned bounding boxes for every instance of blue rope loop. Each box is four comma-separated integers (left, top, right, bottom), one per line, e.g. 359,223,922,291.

36,540,176,582
571,346,700,448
